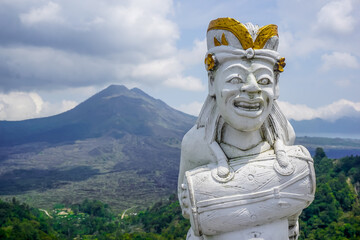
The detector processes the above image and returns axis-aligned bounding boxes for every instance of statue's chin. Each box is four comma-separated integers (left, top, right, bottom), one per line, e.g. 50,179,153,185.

223,116,265,132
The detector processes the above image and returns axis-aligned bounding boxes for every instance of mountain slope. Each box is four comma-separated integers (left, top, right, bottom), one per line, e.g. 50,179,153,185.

0,85,196,211
0,85,195,146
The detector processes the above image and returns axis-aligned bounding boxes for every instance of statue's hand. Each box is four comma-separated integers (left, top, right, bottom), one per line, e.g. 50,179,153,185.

180,183,191,219
217,162,230,178
288,220,299,240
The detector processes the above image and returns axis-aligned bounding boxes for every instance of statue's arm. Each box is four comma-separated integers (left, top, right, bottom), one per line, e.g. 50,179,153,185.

178,126,213,218
288,145,314,240
178,128,196,219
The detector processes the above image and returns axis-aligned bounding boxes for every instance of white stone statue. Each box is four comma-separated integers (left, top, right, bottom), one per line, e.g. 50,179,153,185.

178,18,316,240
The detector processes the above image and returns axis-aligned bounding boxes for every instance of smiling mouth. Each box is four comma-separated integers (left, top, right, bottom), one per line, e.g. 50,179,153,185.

233,101,262,111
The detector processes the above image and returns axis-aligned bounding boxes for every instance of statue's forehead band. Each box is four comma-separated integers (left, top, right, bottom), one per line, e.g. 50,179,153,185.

205,46,285,72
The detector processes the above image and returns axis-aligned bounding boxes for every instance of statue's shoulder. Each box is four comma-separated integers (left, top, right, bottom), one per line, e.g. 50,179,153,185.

182,125,205,146
285,144,312,159
181,125,214,165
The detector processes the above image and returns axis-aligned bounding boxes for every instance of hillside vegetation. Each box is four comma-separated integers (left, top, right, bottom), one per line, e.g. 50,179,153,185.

1,148,360,239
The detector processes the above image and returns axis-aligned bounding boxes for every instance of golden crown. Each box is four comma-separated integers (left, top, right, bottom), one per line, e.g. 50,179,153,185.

205,18,285,72
208,18,278,50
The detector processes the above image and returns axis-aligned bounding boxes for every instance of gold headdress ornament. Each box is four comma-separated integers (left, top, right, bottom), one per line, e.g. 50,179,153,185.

205,17,285,72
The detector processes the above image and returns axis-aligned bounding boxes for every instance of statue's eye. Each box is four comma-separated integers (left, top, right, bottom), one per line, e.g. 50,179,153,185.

257,78,270,85
228,77,243,84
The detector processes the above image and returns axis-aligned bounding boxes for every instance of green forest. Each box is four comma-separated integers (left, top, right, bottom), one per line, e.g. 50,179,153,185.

1,148,359,240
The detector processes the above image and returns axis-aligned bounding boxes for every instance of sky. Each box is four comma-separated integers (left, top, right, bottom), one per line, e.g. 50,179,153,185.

0,0,359,122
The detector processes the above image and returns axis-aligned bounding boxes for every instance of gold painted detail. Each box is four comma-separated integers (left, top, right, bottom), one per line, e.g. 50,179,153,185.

275,57,286,72
214,37,221,46
254,24,278,49
208,18,253,49
214,33,229,46
205,53,216,71
208,18,278,50
221,33,228,45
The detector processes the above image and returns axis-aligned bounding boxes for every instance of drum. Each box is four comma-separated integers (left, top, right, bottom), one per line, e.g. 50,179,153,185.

184,152,315,238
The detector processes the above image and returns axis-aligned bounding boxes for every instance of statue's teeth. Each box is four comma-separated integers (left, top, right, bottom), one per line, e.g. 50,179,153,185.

235,101,260,111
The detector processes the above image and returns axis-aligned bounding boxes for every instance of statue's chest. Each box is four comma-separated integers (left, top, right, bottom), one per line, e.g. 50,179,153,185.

188,155,312,199
185,155,315,236
227,158,288,192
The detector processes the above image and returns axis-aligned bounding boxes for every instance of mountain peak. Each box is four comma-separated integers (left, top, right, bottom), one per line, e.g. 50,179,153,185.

96,85,130,97
87,85,140,102
0,85,196,146
131,87,146,95
94,85,153,101
106,84,129,92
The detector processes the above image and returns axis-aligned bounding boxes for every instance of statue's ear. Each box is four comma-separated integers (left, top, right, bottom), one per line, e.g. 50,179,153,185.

273,73,280,99
274,83,279,99
208,74,215,96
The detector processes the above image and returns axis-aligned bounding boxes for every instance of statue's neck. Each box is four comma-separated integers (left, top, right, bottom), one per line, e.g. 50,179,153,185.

221,123,263,151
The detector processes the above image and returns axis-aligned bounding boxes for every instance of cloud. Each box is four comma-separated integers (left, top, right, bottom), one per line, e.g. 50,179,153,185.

316,0,355,34
178,38,207,66
335,79,351,87
0,91,77,121
321,52,359,71
19,2,64,25
176,101,203,116
130,39,207,91
0,46,116,91
278,99,360,122
164,75,205,91
0,0,208,93
59,100,78,113
278,31,325,58
277,0,360,58
131,58,180,80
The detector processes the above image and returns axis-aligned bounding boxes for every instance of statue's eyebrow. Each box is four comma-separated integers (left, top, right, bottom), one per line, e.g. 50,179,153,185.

222,64,273,76
252,65,273,76
223,64,248,73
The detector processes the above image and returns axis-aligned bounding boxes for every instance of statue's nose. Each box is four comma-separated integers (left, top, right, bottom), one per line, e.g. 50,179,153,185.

241,73,261,94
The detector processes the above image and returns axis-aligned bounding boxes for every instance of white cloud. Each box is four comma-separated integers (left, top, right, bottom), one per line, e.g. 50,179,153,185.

1,0,209,93
277,0,360,59
278,31,325,58
178,38,207,66
0,46,116,90
0,91,77,121
321,52,359,71
278,99,360,122
0,92,42,120
107,0,178,57
316,0,355,34
59,100,77,114
176,101,203,116
131,58,180,80
335,79,351,87
164,75,205,91
130,43,207,91
19,2,64,25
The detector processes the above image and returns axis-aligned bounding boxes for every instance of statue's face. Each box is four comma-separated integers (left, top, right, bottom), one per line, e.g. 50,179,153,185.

211,58,277,131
